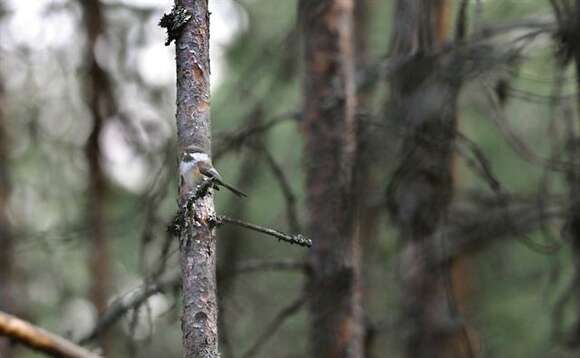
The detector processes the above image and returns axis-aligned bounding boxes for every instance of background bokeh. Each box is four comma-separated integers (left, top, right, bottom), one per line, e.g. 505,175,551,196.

0,0,578,357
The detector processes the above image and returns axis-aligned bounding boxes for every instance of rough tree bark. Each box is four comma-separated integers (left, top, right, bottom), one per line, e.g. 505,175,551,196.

300,0,363,357
79,0,114,353
173,1,219,357
386,0,473,357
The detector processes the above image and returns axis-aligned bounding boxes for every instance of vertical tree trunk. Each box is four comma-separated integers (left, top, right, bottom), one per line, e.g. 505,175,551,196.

79,0,112,354
387,1,472,357
0,53,16,358
570,0,580,247
352,1,382,355
300,0,363,357
568,0,580,345
174,1,219,357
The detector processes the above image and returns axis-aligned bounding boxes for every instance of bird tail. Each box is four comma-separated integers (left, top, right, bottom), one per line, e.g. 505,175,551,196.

218,180,247,198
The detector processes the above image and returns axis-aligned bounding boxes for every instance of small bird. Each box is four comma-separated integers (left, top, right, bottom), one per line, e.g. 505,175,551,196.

179,146,247,198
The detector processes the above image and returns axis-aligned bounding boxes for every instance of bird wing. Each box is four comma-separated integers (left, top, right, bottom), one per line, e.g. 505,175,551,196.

198,161,222,181
198,163,246,197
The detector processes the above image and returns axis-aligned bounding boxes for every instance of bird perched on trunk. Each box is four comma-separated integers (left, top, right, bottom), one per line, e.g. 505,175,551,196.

179,145,247,198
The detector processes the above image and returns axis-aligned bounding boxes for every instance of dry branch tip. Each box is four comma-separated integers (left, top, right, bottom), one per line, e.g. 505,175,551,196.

217,215,312,248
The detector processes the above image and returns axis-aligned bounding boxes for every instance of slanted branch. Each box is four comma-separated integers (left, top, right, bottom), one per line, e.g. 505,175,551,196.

218,215,312,248
0,311,100,358
78,272,181,345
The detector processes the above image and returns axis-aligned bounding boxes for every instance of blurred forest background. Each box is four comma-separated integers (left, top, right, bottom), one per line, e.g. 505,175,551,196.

0,0,579,357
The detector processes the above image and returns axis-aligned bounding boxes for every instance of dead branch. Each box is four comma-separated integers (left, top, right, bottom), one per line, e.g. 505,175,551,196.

78,272,181,345
442,198,566,263
0,311,100,358
482,81,576,172
258,145,301,233
241,294,306,358
217,216,311,248
213,111,300,161
79,258,305,346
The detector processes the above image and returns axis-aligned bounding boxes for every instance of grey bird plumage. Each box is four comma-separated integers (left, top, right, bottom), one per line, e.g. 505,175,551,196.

179,146,247,198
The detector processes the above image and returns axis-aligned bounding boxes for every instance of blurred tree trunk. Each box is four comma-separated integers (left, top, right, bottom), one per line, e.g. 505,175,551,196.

0,52,16,358
354,0,375,251
353,0,382,355
568,0,580,345
80,0,113,353
174,1,219,357
386,1,473,357
300,0,363,357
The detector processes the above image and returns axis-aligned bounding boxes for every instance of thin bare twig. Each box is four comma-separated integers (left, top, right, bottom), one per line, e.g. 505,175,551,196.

78,272,181,345
258,145,301,233
442,198,566,263
241,294,307,358
80,257,306,345
457,131,564,255
218,216,311,248
213,112,300,161
482,81,575,172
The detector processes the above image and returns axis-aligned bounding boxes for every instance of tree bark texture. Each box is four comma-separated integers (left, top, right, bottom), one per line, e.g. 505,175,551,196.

300,0,363,357
174,1,219,357
386,1,472,357
80,0,114,353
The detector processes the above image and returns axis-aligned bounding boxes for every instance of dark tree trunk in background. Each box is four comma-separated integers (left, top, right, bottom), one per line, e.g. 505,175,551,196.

300,0,363,357
354,0,369,69
354,0,375,250
353,1,382,355
387,0,472,357
80,0,113,353
0,54,16,358
568,0,580,346
174,1,219,357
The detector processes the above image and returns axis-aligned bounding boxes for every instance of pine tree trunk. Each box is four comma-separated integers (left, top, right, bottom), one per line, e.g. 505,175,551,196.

174,1,219,357
568,0,580,346
300,0,363,356
80,0,112,353
353,1,382,355
387,1,473,357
